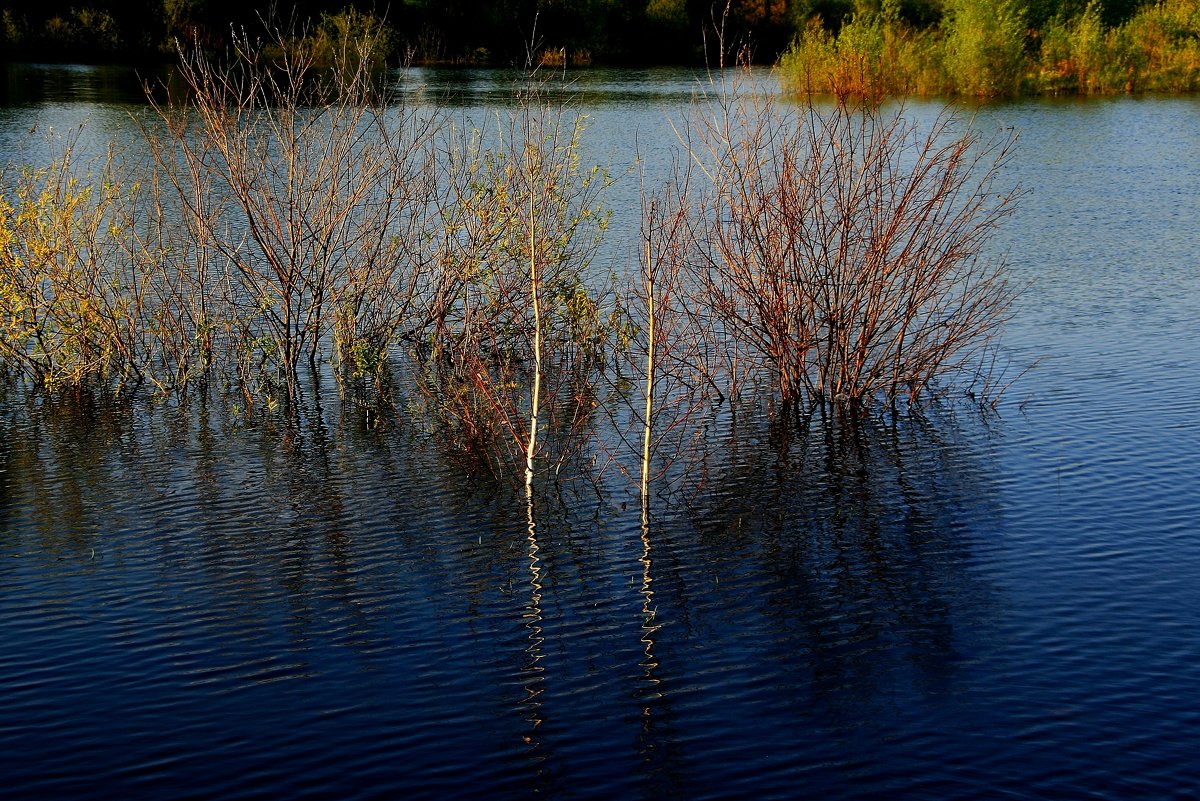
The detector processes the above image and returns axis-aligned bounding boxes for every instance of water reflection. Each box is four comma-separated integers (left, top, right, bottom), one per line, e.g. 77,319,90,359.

634,508,683,799
520,496,548,774
0,379,1049,797
665,404,1001,725
0,389,134,564
0,63,159,106
410,65,722,108
0,62,722,112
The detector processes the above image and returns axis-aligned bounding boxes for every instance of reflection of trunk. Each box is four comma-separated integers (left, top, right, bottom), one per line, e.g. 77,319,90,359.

639,505,661,682
521,492,546,750
636,506,677,792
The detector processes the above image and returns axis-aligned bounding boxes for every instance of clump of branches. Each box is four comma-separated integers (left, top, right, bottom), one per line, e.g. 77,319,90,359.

0,135,137,392
617,157,716,505
679,71,1021,410
0,130,209,396
414,79,617,487
143,22,445,406
1,27,1026,502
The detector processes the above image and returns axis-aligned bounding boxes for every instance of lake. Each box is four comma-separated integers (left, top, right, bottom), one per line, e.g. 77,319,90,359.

2,63,1199,799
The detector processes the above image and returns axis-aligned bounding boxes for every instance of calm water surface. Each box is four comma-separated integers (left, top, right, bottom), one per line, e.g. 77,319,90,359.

1,64,1199,799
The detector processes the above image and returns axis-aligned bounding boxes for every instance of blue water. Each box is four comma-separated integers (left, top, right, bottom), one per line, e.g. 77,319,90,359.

2,65,1199,799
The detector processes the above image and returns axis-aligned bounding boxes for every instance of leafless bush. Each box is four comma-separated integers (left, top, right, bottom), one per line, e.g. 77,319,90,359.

144,24,445,405
681,72,1021,409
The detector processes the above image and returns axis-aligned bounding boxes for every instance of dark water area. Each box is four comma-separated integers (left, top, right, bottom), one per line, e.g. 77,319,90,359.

0,62,166,107
2,65,1200,799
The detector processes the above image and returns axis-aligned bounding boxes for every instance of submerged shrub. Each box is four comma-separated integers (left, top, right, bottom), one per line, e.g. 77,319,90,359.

0,133,242,397
677,70,1021,407
0,146,132,391
415,90,616,485
0,28,1026,493
145,24,445,405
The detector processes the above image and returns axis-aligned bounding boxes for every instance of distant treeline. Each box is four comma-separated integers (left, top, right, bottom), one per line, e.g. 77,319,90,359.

0,0,791,65
1,0,1198,88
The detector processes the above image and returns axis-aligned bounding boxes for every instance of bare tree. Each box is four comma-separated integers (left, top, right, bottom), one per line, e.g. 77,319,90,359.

682,69,1021,408
627,156,713,506
145,21,444,406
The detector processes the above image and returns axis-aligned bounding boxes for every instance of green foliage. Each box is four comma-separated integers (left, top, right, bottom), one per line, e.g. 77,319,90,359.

1118,0,1200,91
300,9,394,70
0,149,136,391
646,0,687,26
1038,1,1122,92
1,0,1198,80
943,0,1027,96
781,0,1200,96
2,9,26,48
1035,0,1200,92
779,11,946,96
29,7,123,57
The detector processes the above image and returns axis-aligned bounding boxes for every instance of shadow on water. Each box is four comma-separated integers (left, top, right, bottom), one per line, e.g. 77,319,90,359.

623,400,1006,790
685,403,1000,683
0,377,1006,799
0,62,170,107
611,401,1007,796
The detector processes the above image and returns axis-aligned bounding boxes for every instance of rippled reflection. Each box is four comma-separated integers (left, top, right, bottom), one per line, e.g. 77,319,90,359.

687,405,997,699
520,495,547,774
0,359,1185,799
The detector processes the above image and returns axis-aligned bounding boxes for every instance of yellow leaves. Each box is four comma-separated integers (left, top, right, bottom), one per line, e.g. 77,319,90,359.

0,151,134,390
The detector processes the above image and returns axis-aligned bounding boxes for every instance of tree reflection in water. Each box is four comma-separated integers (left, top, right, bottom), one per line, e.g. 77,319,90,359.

0,383,1002,797
673,402,1000,724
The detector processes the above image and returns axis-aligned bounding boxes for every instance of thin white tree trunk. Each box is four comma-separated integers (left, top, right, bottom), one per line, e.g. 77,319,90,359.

641,235,655,505
525,179,541,494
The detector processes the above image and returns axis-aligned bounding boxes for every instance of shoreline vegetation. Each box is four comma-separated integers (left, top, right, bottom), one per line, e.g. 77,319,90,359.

0,1,1197,96
0,21,1021,493
781,0,1200,97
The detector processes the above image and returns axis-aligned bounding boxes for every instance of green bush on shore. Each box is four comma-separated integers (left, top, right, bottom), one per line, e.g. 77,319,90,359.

779,0,1200,97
